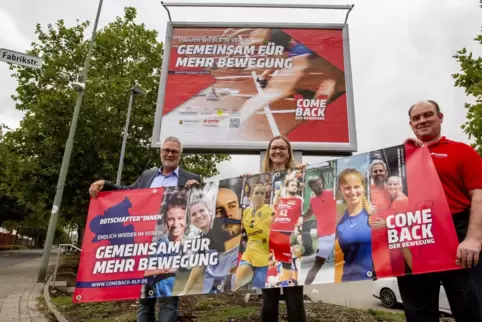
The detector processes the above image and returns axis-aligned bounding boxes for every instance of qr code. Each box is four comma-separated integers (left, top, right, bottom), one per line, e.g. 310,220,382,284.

229,118,240,128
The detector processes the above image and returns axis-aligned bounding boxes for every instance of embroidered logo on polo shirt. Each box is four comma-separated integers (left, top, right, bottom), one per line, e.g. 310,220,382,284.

431,152,448,158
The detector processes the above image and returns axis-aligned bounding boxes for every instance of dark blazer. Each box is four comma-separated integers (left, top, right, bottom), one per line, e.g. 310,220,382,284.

103,167,201,191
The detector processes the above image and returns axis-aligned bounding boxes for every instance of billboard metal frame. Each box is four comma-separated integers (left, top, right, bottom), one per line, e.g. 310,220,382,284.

151,21,357,156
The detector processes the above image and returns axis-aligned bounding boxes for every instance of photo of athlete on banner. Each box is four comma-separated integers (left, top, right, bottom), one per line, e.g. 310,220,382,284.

268,168,305,287
207,177,244,293
298,163,337,285
333,154,375,283
233,173,273,291
141,187,189,299
368,147,413,278
173,182,219,296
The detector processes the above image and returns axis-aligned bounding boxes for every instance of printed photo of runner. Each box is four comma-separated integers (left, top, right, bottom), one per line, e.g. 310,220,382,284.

158,27,349,148
141,187,190,299
333,154,375,283
233,173,273,291
268,168,304,288
298,162,337,285
368,146,412,278
172,182,220,296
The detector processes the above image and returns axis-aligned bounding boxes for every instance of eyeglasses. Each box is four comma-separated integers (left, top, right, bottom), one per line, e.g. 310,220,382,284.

270,146,287,152
254,191,265,196
162,148,180,156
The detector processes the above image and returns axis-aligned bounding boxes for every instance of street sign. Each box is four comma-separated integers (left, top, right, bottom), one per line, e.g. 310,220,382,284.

0,48,42,69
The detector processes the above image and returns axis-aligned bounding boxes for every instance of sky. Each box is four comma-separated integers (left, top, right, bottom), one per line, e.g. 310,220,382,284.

0,0,481,182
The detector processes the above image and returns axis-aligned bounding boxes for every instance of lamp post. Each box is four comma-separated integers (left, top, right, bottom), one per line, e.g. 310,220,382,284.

37,0,104,282
116,86,145,185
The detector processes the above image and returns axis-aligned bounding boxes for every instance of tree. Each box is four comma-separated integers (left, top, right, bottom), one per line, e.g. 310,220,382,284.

1,7,230,239
452,26,482,154
0,125,29,227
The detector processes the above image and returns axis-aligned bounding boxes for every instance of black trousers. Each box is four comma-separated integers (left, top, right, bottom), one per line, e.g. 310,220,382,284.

261,286,306,322
397,210,482,322
397,268,481,322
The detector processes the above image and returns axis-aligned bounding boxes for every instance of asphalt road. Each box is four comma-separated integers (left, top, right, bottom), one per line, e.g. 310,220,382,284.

0,249,45,268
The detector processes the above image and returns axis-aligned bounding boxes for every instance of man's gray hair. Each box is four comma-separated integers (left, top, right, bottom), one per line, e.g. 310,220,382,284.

369,159,387,173
161,136,183,153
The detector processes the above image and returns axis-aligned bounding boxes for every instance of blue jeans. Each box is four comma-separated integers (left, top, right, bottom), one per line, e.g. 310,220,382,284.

137,296,179,322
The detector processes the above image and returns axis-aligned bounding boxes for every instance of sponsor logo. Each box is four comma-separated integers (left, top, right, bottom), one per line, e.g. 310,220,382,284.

179,119,200,125
203,119,220,127
248,229,263,237
274,217,292,224
431,152,448,158
294,96,326,121
179,106,198,115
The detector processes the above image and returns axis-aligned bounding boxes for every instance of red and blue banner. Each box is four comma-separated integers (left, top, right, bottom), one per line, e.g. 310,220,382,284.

73,144,460,303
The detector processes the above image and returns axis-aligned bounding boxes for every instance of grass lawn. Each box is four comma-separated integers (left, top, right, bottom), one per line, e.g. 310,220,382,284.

49,254,453,322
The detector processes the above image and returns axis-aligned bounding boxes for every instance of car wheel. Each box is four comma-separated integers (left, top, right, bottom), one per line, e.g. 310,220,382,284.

380,288,397,308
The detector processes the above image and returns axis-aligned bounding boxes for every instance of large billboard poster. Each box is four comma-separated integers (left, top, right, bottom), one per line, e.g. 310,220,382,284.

73,145,461,303
151,23,357,153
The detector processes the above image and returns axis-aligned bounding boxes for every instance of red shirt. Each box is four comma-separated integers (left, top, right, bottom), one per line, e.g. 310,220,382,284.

310,190,337,236
427,137,482,215
370,184,392,212
271,197,301,232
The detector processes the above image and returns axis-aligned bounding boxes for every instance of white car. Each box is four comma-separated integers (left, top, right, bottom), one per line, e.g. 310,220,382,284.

372,277,451,314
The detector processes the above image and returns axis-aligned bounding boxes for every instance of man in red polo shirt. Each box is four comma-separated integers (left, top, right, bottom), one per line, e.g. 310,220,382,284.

400,100,482,322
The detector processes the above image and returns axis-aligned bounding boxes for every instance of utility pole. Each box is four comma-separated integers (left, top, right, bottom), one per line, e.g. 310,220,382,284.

116,86,145,185
37,0,104,282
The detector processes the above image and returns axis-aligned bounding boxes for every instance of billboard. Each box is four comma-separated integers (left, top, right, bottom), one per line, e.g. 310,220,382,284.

73,145,460,303
151,22,357,154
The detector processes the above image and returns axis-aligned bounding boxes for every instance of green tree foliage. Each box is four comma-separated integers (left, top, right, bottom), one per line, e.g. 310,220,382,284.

0,125,29,227
453,27,482,154
0,7,230,240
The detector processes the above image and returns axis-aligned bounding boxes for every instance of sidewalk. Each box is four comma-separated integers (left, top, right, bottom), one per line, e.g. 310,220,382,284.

0,250,55,322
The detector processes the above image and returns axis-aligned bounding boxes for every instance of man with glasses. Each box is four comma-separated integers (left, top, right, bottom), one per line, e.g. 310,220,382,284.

89,136,201,322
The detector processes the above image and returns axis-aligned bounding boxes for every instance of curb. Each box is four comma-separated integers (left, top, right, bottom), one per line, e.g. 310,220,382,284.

43,274,69,322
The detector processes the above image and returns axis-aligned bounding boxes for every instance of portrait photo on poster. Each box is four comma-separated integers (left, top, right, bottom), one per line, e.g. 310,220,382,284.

298,162,337,286
234,173,273,291
171,182,221,296
140,187,190,299
333,153,375,283
368,146,413,278
268,168,305,288
198,177,245,294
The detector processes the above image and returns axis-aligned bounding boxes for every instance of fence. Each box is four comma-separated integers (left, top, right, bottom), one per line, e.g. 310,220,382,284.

0,227,34,247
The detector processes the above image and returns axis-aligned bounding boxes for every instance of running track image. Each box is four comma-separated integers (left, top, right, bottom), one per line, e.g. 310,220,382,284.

158,27,349,145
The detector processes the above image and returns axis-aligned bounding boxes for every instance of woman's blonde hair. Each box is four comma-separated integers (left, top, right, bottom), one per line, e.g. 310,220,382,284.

261,136,296,172
251,183,266,197
338,168,371,214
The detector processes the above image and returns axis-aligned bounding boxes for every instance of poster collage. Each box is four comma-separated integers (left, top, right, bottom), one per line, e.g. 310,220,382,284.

141,145,410,297
74,144,461,303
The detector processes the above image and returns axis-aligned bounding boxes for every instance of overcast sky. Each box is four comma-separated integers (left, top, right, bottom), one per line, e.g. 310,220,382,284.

1,0,481,181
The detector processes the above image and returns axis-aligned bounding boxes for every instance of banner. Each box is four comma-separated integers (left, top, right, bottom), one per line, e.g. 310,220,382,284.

151,23,357,153
73,144,460,303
